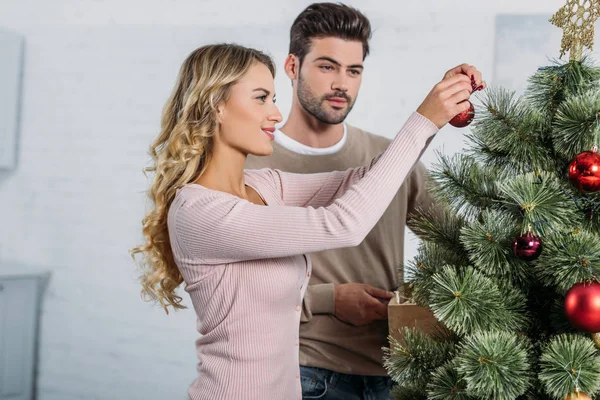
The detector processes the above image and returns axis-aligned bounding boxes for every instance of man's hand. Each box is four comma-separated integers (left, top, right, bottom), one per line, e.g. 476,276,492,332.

333,283,395,327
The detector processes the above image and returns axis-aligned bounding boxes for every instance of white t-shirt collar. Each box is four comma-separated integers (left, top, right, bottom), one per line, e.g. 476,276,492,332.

274,124,347,155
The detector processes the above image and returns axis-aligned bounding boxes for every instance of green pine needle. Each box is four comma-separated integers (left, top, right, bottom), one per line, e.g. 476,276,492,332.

390,385,429,400
429,153,505,220
460,209,531,287
539,334,600,399
428,266,528,335
535,229,600,294
456,331,533,399
469,88,553,175
526,58,600,119
408,205,470,258
499,172,581,233
427,360,474,400
551,88,600,160
406,242,470,305
384,329,455,389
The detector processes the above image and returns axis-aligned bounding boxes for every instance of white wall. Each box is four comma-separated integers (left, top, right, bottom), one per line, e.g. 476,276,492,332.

0,1,575,399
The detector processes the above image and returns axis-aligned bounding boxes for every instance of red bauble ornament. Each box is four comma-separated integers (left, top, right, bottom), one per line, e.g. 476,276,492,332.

449,101,475,128
512,231,543,261
568,150,600,193
564,281,600,333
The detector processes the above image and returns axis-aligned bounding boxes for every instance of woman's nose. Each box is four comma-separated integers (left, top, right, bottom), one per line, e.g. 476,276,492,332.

269,104,283,123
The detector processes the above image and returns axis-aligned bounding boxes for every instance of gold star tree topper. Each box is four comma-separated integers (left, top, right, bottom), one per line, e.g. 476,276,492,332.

550,0,600,61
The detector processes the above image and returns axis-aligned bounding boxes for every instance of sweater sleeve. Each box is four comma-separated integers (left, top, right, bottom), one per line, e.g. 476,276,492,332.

300,283,335,322
171,112,438,265
263,154,383,208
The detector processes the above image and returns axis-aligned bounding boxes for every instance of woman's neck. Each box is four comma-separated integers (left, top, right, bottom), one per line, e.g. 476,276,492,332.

195,144,248,199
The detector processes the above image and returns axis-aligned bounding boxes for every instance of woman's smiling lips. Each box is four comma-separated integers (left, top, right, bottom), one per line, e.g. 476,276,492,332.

262,126,275,140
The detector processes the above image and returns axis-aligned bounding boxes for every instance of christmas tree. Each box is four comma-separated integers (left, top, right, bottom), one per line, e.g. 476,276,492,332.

384,1,600,399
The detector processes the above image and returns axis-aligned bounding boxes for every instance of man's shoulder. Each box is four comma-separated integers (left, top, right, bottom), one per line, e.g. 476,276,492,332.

245,154,267,170
347,124,391,153
349,124,429,180
245,144,285,170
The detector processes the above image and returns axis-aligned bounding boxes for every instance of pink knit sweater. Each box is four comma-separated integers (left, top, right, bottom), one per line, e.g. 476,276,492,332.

167,112,438,400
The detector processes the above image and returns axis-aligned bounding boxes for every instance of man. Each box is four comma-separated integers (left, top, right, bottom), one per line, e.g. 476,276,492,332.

246,3,483,399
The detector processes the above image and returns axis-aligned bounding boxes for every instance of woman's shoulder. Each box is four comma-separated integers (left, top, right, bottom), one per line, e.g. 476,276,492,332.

170,168,283,216
244,168,284,204
244,167,276,185
169,183,238,219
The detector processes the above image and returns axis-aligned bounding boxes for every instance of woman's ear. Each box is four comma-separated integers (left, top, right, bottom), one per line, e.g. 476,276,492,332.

215,102,225,124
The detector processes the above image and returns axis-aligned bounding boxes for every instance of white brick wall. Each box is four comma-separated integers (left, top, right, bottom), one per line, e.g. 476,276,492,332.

0,1,571,398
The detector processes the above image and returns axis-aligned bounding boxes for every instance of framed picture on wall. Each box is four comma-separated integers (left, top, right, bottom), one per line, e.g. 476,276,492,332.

493,14,600,94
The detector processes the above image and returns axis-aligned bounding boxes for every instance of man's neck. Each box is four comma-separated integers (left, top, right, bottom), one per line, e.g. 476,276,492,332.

279,105,345,149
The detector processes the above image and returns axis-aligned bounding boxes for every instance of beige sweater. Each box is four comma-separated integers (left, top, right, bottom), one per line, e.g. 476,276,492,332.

246,124,435,376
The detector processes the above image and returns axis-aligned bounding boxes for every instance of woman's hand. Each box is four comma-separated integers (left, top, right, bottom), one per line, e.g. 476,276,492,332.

417,64,486,129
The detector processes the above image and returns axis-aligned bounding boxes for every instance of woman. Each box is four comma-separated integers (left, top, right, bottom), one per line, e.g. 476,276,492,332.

131,43,481,399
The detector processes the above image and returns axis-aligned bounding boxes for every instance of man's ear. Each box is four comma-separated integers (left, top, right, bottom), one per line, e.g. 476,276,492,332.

284,54,300,81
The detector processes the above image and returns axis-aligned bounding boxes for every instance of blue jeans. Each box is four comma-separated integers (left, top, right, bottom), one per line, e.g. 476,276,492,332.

300,366,393,400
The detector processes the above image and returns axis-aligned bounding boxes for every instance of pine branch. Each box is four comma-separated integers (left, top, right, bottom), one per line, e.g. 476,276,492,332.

408,204,470,258
476,87,526,131
426,360,474,400
384,329,455,389
526,58,600,120
562,189,600,235
535,230,600,294
551,89,600,160
406,242,471,306
465,133,518,173
456,331,533,400
460,209,532,288
539,334,600,399
468,88,554,175
583,199,600,234
499,172,582,233
429,153,505,220
428,266,528,335
390,386,429,400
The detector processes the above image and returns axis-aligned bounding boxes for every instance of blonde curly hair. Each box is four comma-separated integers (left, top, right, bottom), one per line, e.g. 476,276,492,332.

131,44,276,313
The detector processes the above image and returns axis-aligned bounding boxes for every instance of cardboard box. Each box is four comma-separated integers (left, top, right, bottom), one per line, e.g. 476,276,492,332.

387,286,441,344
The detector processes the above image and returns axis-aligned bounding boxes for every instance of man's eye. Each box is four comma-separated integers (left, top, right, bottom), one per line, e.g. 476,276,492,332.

320,65,333,71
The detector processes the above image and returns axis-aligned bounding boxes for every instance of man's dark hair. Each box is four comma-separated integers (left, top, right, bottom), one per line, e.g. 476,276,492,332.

289,3,372,65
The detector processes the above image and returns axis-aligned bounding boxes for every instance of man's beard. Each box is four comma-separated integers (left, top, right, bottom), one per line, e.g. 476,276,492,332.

297,74,355,124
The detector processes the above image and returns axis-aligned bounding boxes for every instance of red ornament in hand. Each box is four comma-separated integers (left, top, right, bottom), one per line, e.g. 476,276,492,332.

564,281,600,333
512,231,543,261
568,150,600,193
449,101,475,128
